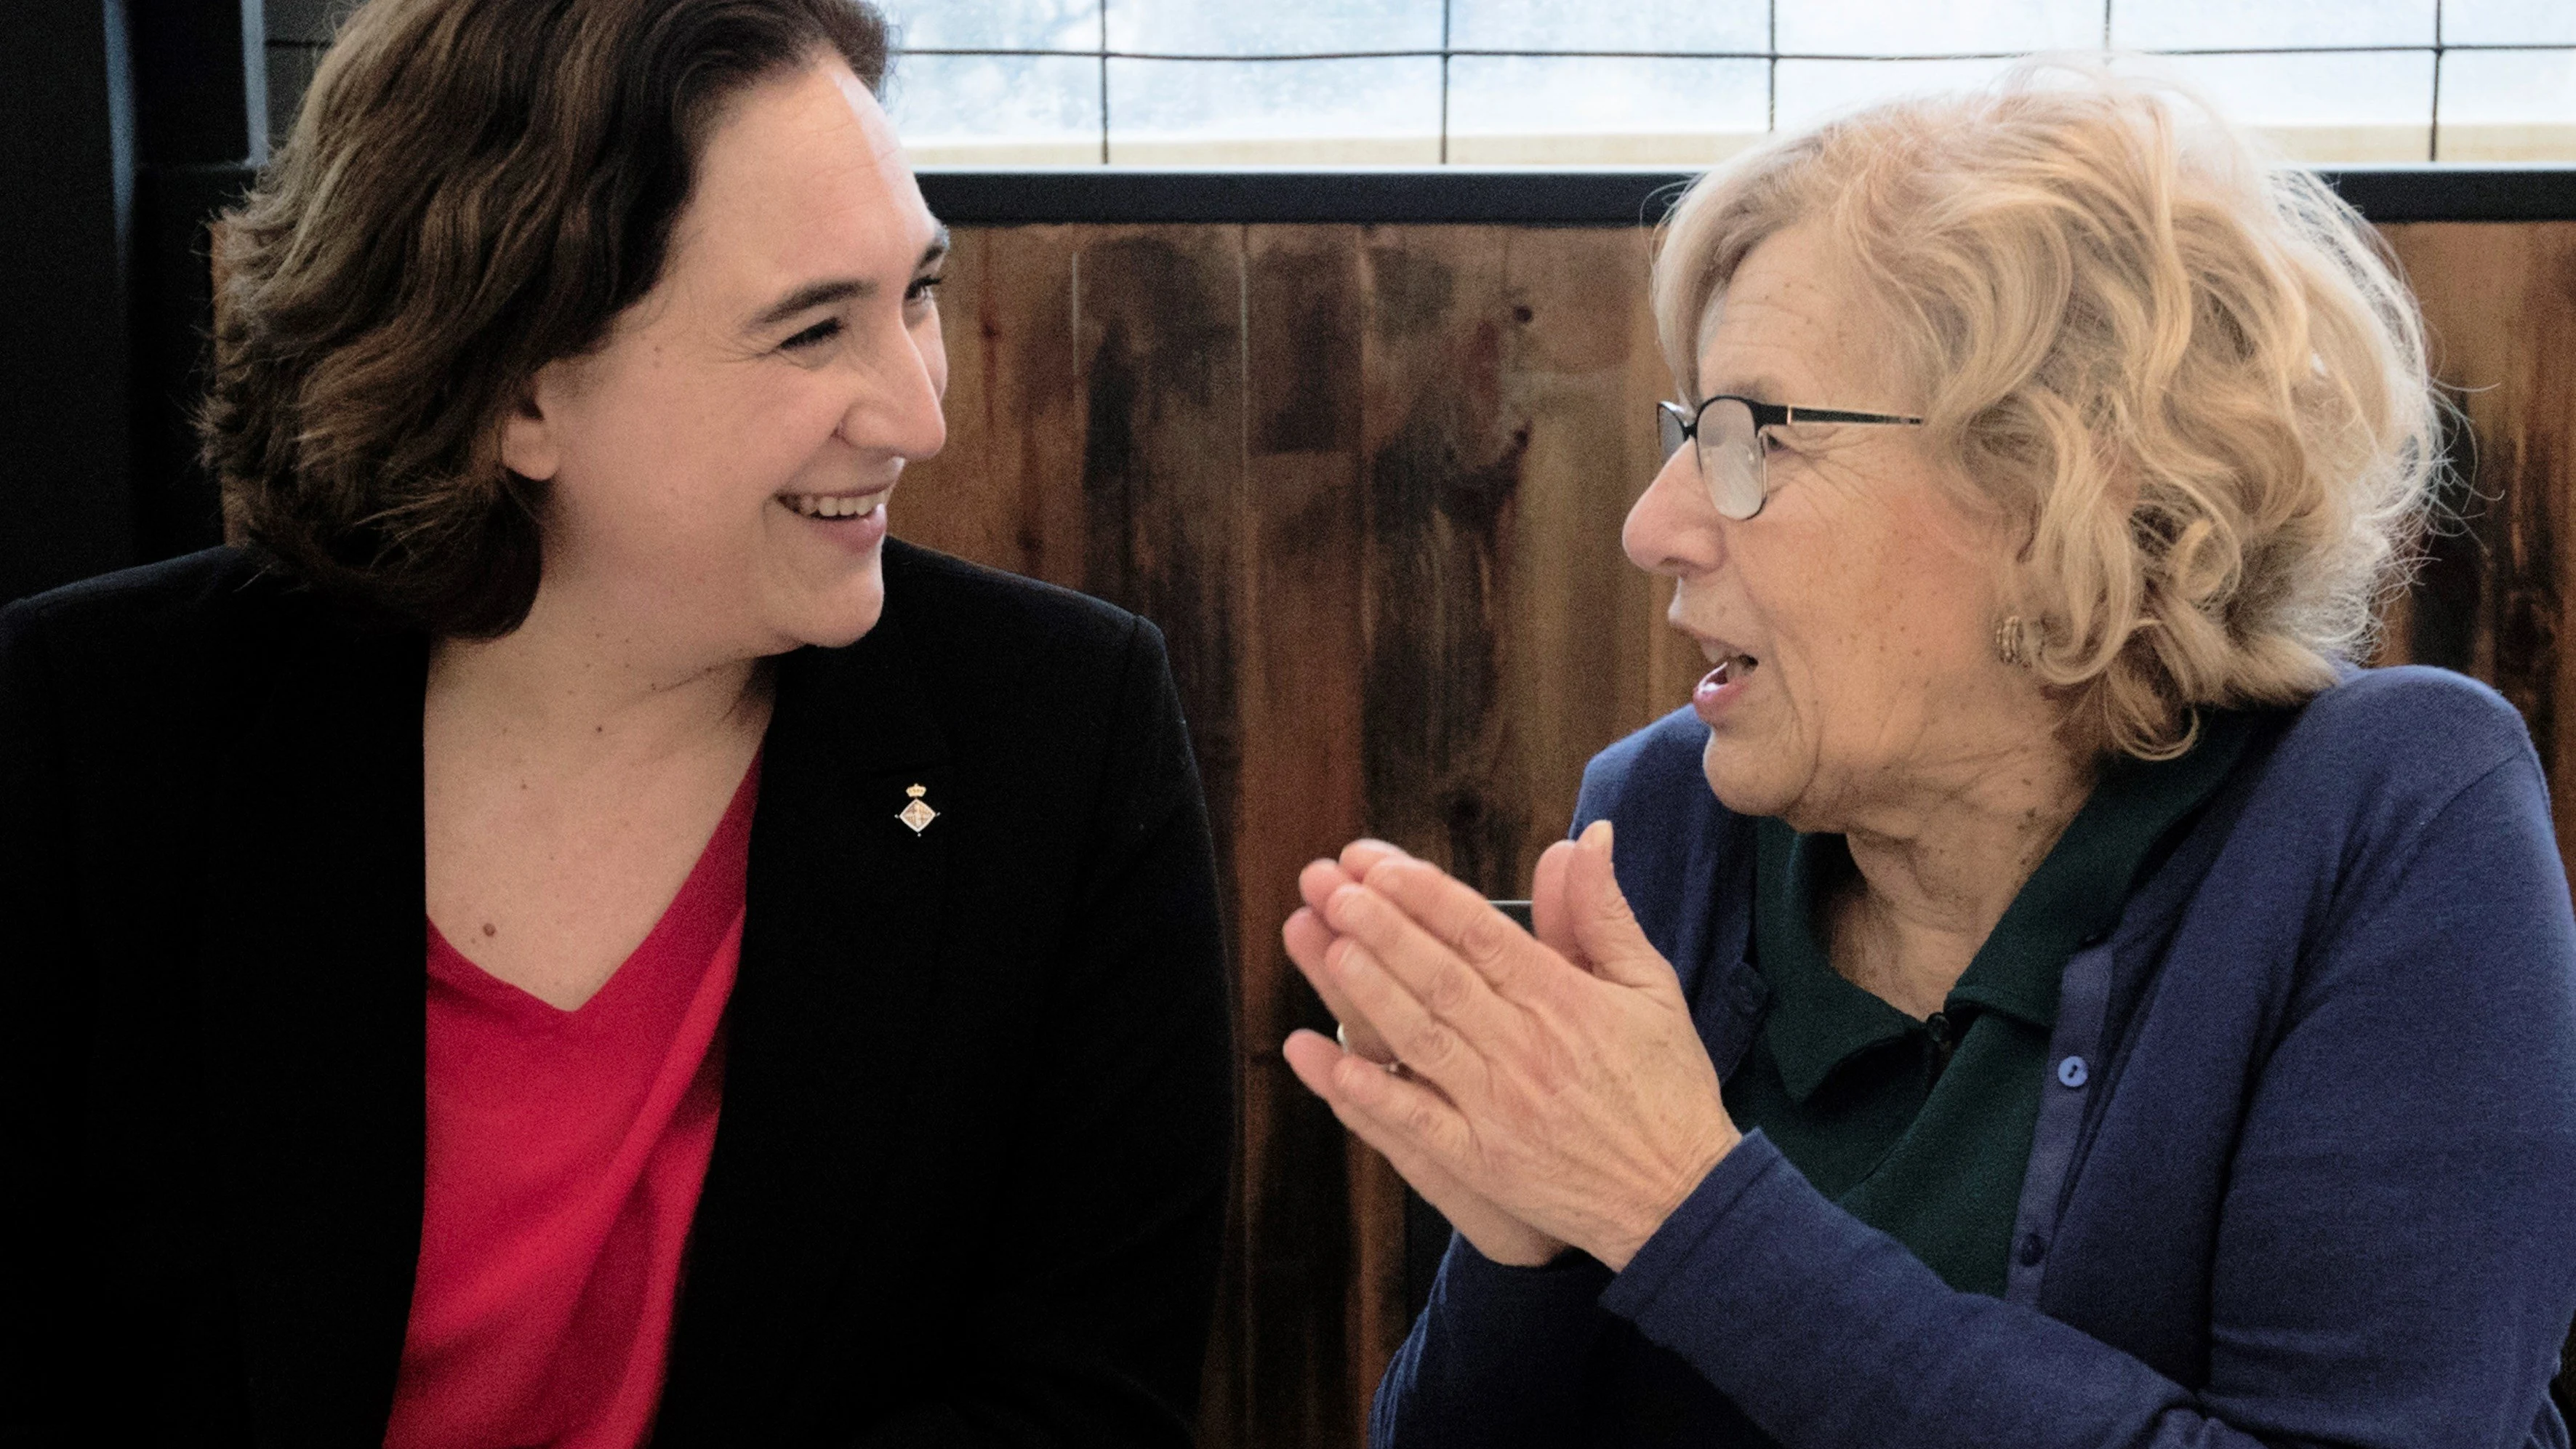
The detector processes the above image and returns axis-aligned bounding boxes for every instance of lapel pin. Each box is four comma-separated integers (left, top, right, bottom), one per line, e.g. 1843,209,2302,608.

898,783,939,835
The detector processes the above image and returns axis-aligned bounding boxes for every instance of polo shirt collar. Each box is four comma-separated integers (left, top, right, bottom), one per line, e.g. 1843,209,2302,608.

1752,821,1914,1102
1752,710,2258,1104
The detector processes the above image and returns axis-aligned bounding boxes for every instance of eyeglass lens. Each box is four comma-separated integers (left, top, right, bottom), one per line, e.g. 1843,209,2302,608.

1660,399,1765,521
1657,404,1688,463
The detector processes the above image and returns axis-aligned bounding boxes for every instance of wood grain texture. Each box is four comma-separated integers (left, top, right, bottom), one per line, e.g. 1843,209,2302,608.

1235,225,1381,1449
897,220,2576,1447
2378,226,2576,792
902,222,1694,1448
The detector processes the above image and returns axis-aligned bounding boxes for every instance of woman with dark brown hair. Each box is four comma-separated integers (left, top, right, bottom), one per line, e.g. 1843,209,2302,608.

0,1,1232,1444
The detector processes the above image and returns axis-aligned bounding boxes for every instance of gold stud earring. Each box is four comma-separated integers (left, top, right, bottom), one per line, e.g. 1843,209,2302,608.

1994,615,2033,668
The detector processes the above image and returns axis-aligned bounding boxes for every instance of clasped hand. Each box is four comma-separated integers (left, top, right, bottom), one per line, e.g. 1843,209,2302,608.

1281,822,1741,1272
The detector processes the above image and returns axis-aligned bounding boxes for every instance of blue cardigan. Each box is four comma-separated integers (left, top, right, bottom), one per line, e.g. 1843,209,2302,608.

1373,666,2576,1448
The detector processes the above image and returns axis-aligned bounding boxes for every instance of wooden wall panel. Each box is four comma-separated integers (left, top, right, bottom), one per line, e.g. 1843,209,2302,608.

1341,226,1679,1432
905,228,1088,585
2376,225,2576,776
897,219,2576,1447
1233,225,1373,1449
1352,227,1674,906
904,222,1697,1449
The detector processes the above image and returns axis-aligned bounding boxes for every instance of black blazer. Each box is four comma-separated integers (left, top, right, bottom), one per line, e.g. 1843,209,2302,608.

0,541,1235,1448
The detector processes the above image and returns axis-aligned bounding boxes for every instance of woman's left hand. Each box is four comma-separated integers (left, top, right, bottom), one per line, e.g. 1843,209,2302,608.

1281,821,1741,1272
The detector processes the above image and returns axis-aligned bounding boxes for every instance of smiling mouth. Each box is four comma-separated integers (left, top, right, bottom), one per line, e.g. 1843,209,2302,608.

779,490,887,518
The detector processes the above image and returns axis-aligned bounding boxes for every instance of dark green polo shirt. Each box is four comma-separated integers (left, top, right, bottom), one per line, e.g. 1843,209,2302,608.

1728,712,2255,1296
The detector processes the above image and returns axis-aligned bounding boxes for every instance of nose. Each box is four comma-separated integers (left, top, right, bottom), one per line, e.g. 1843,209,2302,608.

838,311,948,463
1623,443,1725,579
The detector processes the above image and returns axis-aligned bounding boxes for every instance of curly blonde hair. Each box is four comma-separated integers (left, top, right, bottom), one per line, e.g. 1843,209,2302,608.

1653,60,2441,759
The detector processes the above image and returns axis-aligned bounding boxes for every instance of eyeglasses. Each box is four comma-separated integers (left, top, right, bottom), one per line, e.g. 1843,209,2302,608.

1656,396,1925,520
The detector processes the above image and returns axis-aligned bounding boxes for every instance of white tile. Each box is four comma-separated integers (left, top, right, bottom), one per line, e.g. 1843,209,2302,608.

1773,55,2021,129
884,0,1100,51
1448,55,1769,161
2143,49,2435,159
2441,0,2576,45
1778,0,2105,56
1107,56,1444,161
1104,0,1443,56
1448,0,1768,55
2111,0,2433,49
2438,48,2576,160
886,52,1104,161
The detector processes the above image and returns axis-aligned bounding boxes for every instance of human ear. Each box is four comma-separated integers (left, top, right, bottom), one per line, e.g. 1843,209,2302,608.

497,366,566,482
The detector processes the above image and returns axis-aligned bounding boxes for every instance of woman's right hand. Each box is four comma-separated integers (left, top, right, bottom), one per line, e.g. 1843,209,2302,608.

1285,840,1570,1269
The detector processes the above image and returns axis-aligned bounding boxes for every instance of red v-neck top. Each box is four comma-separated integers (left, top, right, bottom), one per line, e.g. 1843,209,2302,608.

385,760,759,1449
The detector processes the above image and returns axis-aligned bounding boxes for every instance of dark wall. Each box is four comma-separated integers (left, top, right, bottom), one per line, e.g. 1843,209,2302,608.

126,0,265,565
3,0,262,606
265,0,336,142
1,1,135,602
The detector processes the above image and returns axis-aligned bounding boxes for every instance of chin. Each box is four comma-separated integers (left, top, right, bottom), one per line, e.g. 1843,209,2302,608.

775,563,885,651
806,603,882,651
1699,732,1797,822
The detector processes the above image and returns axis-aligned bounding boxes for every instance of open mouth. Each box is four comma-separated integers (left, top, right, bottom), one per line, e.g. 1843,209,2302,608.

1706,653,1759,685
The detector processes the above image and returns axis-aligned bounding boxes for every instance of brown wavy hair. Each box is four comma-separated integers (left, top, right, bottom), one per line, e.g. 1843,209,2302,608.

202,0,891,636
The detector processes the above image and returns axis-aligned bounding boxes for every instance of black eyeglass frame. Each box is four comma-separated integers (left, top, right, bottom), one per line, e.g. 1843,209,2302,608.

1656,395,1925,520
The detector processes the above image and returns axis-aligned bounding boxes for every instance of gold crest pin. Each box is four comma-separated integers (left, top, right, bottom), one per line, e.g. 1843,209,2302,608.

898,783,939,835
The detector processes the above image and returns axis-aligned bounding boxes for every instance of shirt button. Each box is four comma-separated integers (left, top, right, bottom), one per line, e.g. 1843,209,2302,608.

2056,1055,2090,1088
2018,1232,2048,1267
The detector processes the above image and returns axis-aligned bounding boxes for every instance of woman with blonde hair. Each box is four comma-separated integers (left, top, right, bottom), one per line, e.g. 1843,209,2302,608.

1286,63,2576,1447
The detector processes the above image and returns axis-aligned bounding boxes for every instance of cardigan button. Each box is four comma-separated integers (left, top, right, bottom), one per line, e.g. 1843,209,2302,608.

2018,1232,2048,1267
2056,1055,2090,1088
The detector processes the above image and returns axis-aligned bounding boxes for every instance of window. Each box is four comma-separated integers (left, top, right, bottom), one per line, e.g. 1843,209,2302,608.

880,0,2576,164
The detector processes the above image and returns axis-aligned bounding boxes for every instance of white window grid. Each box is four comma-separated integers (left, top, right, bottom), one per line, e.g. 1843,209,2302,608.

884,0,2576,166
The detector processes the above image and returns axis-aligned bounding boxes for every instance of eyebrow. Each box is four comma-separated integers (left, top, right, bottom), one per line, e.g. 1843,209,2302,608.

1693,374,1794,405
747,227,952,332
